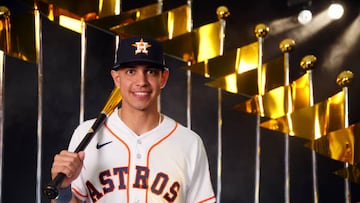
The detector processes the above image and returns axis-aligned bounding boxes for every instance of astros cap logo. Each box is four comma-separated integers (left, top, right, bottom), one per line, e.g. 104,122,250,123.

112,36,166,70
131,38,152,55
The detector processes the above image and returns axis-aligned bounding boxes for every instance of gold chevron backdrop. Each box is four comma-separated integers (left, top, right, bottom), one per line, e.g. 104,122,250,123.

1,0,360,202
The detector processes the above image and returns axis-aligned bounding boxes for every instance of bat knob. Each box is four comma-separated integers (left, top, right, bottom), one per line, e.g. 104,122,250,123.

43,172,66,199
43,184,59,199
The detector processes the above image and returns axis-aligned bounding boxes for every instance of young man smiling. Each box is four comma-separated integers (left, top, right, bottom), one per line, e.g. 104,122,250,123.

50,35,216,203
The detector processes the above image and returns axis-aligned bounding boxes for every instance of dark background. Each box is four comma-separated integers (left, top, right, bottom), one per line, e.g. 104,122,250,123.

1,0,360,202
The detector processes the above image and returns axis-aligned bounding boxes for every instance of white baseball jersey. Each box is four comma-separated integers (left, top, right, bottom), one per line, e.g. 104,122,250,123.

68,108,216,203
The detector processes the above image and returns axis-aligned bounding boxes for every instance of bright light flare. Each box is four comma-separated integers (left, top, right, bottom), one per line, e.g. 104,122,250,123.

298,9,312,25
328,3,344,20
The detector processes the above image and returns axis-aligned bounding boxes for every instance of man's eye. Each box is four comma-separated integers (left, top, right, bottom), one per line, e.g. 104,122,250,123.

147,69,159,75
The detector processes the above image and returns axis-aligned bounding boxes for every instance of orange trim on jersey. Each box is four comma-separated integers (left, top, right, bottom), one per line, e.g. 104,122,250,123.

72,187,88,198
145,122,178,203
105,122,131,203
198,195,216,203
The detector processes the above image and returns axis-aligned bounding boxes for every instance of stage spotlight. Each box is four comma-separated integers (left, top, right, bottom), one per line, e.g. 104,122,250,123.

328,2,344,20
298,8,312,24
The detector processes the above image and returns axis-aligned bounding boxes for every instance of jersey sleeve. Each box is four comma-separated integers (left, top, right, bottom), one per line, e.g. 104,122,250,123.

186,137,216,203
67,119,95,152
67,120,96,202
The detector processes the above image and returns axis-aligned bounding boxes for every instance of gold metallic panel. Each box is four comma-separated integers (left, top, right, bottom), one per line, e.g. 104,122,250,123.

111,5,190,40
260,91,346,140
206,55,284,97
184,42,258,79
163,21,222,64
98,0,120,18
36,1,89,33
308,121,360,165
37,1,162,34
38,0,101,19
87,3,162,33
315,121,360,184
207,73,246,95
0,5,36,63
234,72,311,118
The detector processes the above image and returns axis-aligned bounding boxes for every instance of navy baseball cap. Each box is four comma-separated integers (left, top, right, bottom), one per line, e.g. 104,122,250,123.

112,35,166,70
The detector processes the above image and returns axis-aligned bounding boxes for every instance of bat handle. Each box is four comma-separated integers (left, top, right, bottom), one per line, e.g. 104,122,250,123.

42,114,106,199
43,172,66,199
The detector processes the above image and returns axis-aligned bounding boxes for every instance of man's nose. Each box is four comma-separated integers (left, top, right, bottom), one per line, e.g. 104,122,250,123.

135,72,148,86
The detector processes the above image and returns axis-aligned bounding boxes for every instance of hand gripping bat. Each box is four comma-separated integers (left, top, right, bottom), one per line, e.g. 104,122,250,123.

42,87,122,199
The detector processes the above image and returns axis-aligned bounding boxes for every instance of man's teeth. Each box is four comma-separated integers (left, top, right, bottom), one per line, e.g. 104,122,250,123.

134,92,148,96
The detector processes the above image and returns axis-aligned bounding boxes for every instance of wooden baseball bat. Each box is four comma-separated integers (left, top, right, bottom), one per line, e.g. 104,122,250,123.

43,87,122,199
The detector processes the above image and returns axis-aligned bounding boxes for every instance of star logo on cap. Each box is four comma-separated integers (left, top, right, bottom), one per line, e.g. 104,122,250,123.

131,38,152,55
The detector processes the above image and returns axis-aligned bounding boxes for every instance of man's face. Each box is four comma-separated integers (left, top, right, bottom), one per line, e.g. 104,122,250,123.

111,63,169,112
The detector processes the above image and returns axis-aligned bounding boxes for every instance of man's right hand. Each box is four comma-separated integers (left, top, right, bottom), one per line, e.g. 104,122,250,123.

51,150,85,188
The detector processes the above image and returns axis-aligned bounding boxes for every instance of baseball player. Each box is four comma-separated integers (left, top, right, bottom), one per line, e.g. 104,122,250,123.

50,35,216,203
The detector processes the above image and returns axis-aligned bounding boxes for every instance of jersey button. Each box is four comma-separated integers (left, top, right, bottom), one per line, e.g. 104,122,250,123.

137,153,142,159
137,140,142,144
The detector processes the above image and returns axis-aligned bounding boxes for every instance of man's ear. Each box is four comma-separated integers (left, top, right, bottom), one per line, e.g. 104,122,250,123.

160,69,169,89
111,70,121,88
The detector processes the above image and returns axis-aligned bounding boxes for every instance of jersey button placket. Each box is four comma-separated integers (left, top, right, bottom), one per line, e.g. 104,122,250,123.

136,139,143,160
